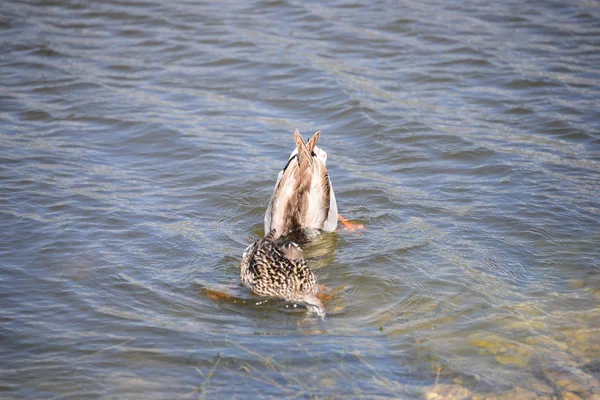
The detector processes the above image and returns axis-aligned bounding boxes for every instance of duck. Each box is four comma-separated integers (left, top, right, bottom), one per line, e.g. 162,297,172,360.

240,229,325,317
264,129,338,241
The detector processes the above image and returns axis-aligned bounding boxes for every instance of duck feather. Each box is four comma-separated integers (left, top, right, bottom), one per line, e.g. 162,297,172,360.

264,129,338,240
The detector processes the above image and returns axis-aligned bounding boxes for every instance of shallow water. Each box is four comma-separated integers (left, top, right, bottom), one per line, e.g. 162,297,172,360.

1,0,599,398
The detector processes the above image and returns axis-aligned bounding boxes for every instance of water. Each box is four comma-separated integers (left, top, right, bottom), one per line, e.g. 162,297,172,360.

1,0,599,398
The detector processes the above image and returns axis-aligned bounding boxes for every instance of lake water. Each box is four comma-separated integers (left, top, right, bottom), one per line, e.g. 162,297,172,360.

1,0,599,398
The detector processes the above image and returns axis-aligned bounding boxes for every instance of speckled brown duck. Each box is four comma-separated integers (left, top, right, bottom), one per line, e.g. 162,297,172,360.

239,229,324,317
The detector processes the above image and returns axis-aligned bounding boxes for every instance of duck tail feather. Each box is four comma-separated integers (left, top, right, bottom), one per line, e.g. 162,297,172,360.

306,131,320,154
294,129,312,168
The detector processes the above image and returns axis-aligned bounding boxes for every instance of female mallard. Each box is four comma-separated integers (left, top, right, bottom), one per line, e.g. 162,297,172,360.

240,229,325,317
264,129,338,241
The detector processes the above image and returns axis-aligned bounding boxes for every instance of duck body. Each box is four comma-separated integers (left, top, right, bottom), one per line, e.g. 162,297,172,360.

240,229,324,317
264,129,338,241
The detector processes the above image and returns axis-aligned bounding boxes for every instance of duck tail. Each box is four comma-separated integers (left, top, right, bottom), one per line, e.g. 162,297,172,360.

280,241,304,260
294,129,313,168
306,131,320,154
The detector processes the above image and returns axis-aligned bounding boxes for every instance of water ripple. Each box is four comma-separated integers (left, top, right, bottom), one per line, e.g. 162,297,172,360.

2,0,600,398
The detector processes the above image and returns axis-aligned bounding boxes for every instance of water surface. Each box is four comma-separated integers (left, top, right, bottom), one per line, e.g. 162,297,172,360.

1,0,599,398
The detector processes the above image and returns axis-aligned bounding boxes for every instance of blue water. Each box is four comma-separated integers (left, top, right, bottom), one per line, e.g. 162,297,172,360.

1,0,599,398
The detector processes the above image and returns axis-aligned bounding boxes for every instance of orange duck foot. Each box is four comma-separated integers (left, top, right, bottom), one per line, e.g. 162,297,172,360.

317,292,335,303
317,284,334,302
338,214,365,232
317,284,345,303
203,288,234,301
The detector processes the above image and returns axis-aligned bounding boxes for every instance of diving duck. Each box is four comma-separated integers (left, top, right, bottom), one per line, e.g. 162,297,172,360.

264,129,338,241
240,229,325,317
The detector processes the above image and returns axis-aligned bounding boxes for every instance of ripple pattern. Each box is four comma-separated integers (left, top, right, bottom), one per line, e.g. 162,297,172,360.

1,0,599,398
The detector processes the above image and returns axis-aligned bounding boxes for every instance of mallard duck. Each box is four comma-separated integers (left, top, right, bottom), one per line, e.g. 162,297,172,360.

240,229,325,317
264,129,338,241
